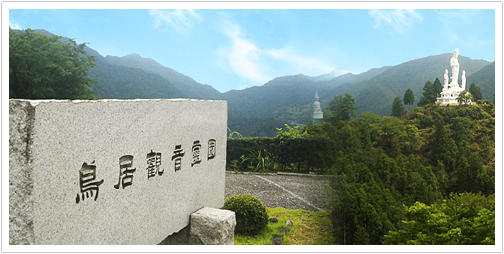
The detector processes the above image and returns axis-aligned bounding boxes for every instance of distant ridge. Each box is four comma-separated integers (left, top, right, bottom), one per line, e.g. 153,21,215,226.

14,29,494,136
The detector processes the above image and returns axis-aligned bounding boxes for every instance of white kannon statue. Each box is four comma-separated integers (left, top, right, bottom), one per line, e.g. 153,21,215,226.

450,50,460,86
461,70,466,90
443,69,449,90
437,49,470,105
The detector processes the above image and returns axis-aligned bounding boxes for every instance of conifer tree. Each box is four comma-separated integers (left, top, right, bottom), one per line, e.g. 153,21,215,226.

391,97,405,117
453,154,472,193
433,78,443,97
417,79,443,106
403,88,415,111
428,120,457,171
469,83,482,102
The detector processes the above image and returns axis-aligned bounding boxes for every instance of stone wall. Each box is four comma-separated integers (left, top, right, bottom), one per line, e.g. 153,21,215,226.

9,99,227,245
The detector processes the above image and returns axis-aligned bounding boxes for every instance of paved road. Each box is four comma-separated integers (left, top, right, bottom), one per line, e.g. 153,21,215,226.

224,172,337,212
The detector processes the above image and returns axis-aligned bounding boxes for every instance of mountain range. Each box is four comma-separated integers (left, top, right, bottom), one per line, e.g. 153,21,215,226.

31,29,495,136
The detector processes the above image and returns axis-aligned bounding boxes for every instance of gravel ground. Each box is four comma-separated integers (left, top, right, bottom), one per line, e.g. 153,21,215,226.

224,172,337,212
159,172,337,244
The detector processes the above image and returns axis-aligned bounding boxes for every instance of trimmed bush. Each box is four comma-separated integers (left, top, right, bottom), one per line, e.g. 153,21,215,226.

222,195,269,236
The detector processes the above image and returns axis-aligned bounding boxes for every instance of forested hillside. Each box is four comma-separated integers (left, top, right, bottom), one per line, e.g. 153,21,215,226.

34,29,220,100
224,74,318,119
227,101,495,245
224,66,393,136
467,61,496,101
225,55,491,136
88,58,186,99
319,54,491,117
103,54,222,100
22,29,494,138
30,29,189,100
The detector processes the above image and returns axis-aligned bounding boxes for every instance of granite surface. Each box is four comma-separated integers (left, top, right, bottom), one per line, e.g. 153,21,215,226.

9,99,227,245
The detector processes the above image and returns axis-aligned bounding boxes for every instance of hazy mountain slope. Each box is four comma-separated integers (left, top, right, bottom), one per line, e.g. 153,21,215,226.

319,54,490,117
104,54,222,100
30,29,187,100
223,66,392,122
88,57,187,99
467,61,495,101
223,74,318,119
317,66,392,93
22,29,494,124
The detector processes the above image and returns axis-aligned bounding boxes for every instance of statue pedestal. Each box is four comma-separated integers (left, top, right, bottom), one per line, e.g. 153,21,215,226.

437,85,471,105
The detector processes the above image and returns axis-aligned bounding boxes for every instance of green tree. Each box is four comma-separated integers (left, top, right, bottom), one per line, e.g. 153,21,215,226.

451,152,494,195
457,90,473,106
391,97,405,117
9,28,97,99
329,93,357,121
451,117,471,147
469,83,483,102
403,88,415,111
417,81,433,107
383,193,495,245
433,78,443,97
417,79,443,107
427,121,459,174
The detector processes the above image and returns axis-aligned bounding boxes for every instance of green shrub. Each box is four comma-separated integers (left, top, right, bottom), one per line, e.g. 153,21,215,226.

222,195,269,236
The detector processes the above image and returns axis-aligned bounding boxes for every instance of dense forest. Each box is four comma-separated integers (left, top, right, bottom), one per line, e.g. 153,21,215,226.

227,97,495,244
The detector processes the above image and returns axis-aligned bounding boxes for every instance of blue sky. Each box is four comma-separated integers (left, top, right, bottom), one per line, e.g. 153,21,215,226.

7,3,498,93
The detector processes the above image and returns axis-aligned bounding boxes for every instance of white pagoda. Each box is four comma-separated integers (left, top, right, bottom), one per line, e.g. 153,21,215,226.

313,90,323,119
436,50,471,105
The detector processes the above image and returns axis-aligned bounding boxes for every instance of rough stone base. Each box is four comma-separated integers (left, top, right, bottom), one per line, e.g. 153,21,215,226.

188,207,236,245
159,207,236,245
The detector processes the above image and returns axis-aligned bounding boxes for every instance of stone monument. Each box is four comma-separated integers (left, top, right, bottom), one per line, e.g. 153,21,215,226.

9,99,230,245
437,50,471,105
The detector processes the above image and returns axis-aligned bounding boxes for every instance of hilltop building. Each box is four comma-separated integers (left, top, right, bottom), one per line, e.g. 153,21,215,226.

313,90,323,120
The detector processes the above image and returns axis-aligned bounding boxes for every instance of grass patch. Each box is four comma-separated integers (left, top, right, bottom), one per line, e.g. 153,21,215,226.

234,207,334,245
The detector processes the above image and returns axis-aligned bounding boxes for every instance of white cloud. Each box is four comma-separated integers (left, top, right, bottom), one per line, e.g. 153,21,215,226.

9,20,22,30
218,21,337,85
435,10,478,43
218,22,269,84
266,46,334,75
369,9,422,33
149,9,202,32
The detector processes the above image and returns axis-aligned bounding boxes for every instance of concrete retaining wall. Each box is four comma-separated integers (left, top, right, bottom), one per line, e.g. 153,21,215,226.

9,99,227,245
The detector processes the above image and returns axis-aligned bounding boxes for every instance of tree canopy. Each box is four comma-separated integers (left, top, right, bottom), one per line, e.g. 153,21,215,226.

329,93,357,121
9,28,97,99
469,83,483,102
226,100,495,245
417,79,443,107
384,193,495,245
391,97,405,117
457,90,473,106
403,88,415,110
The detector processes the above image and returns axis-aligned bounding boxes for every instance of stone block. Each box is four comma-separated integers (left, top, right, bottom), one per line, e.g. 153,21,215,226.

188,207,236,245
9,99,227,245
